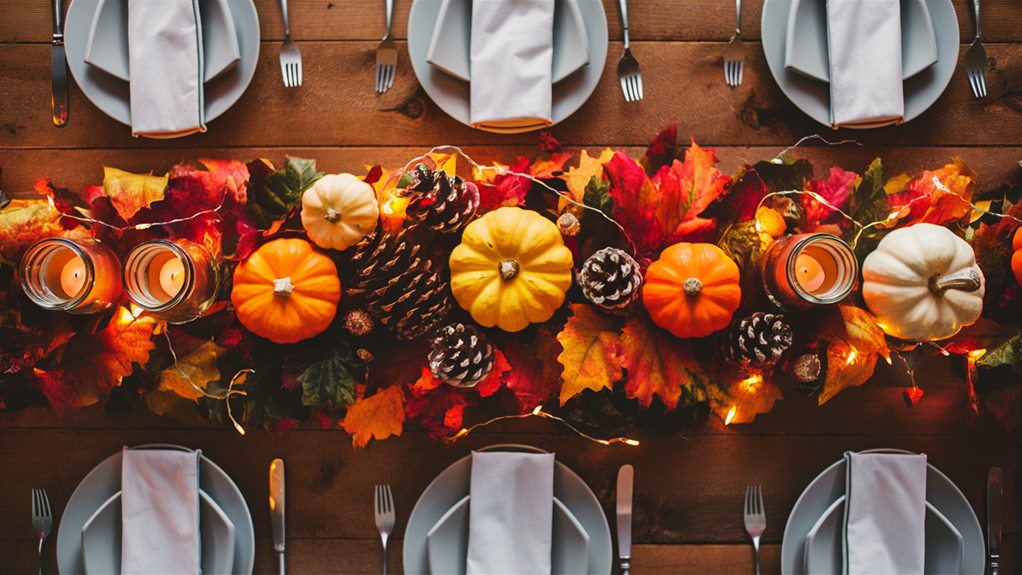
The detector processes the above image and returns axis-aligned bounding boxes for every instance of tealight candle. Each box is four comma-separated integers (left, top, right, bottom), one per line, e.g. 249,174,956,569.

123,239,219,323
20,238,122,314
761,233,857,309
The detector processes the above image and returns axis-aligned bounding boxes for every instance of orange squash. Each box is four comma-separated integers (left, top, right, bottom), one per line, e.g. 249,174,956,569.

1012,227,1022,287
231,238,341,344
642,243,742,338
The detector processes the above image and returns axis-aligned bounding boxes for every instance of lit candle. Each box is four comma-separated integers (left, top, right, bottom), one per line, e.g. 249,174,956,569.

159,257,186,298
794,252,826,293
60,256,87,298
761,233,857,309
20,238,122,314
124,239,219,323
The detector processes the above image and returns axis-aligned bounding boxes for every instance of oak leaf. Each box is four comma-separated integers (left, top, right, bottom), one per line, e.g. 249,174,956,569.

556,304,622,405
341,385,405,448
102,167,169,221
617,314,706,410
818,305,890,405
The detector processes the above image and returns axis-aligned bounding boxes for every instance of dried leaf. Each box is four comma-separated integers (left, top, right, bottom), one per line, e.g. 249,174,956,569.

818,306,890,404
641,124,679,176
0,199,87,265
887,159,975,226
341,385,405,447
503,326,565,410
617,314,706,410
157,339,226,402
803,166,858,230
102,167,168,221
709,375,784,424
556,304,622,405
561,148,614,209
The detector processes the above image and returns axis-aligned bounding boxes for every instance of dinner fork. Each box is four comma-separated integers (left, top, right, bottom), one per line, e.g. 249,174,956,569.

964,0,986,98
31,488,52,575
375,0,397,93
723,0,745,87
616,0,643,102
743,485,765,575
374,484,395,575
278,0,302,88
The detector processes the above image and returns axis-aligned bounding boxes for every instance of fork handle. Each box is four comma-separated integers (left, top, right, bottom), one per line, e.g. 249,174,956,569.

617,0,630,50
279,0,292,40
37,538,43,575
385,0,393,36
752,536,761,575
734,0,742,36
971,0,981,39
381,535,389,575
277,551,286,575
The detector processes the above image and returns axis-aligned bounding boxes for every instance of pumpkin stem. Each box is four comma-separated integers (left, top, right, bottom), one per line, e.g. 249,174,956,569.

273,277,295,297
324,208,341,223
499,259,520,281
683,277,703,296
929,269,982,296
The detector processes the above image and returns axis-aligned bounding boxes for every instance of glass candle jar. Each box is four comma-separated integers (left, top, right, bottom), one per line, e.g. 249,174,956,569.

761,233,857,309
123,239,220,323
20,238,122,314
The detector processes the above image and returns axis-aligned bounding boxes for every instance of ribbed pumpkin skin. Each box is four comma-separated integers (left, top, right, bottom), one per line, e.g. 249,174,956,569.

300,173,380,251
449,207,573,332
1012,227,1022,287
642,243,742,338
231,238,341,344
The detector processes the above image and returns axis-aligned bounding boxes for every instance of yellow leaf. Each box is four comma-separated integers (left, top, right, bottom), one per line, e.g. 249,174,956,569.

341,385,405,448
103,167,169,221
561,148,614,210
431,153,458,178
818,305,890,405
156,339,227,402
710,374,783,425
556,304,622,405
0,199,87,265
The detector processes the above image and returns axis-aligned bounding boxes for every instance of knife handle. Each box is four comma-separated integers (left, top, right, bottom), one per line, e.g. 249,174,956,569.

620,556,630,575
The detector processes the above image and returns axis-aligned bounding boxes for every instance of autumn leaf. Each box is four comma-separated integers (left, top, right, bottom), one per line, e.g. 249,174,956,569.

803,166,858,230
405,378,469,439
298,349,358,408
246,157,323,227
157,338,227,402
102,167,169,221
529,151,572,179
0,199,87,265
709,374,784,425
818,305,890,405
641,123,679,176
172,159,250,204
699,168,768,226
474,350,511,397
341,385,405,447
887,159,975,226
561,148,614,209
556,304,623,405
503,326,565,410
617,314,707,410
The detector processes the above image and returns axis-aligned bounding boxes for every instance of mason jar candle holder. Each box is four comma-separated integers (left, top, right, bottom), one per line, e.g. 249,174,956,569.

19,238,122,314
761,233,858,309
123,239,220,323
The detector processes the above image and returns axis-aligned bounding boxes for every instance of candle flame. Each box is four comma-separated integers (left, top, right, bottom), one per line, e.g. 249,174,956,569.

725,405,737,425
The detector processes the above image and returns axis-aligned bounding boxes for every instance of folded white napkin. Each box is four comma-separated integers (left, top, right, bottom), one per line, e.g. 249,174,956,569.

466,451,555,575
121,447,201,575
843,452,927,575
470,0,554,128
128,0,206,138
826,0,904,128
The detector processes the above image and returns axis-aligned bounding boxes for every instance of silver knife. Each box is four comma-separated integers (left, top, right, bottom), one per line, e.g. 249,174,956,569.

987,467,1002,575
50,0,68,127
616,464,634,575
270,458,286,575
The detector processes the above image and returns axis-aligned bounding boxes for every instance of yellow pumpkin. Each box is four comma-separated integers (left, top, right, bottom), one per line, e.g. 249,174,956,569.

231,238,341,344
301,173,379,250
449,207,573,332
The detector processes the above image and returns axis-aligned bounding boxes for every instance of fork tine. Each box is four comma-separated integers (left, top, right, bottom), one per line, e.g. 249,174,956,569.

31,488,38,517
376,66,383,93
42,490,51,518
387,66,395,91
636,76,644,100
978,72,987,97
757,485,764,515
737,62,744,86
385,485,393,514
743,485,751,514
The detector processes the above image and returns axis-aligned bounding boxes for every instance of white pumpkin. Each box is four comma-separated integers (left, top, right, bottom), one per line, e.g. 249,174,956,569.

862,223,985,341
300,173,379,250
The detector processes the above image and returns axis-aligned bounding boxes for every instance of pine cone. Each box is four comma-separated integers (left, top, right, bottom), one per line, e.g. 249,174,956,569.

403,163,479,233
723,312,793,366
348,228,453,340
428,323,495,387
577,247,643,314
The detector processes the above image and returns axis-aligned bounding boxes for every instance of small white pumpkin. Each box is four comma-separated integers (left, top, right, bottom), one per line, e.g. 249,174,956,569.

862,223,985,341
301,173,379,250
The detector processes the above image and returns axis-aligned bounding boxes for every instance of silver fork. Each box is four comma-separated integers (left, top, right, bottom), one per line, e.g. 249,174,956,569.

278,0,302,88
616,0,643,102
743,485,765,575
375,0,397,93
723,0,745,87
964,0,986,98
31,488,53,575
374,484,395,575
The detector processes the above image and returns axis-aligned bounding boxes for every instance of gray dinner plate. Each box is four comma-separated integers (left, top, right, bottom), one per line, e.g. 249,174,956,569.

407,0,608,134
56,445,255,575
762,0,959,128
781,449,984,575
403,445,612,575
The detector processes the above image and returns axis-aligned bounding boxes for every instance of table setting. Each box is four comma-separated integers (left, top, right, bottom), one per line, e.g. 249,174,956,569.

1,0,1019,572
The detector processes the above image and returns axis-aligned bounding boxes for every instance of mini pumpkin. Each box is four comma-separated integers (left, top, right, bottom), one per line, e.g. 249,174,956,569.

1012,227,1022,287
449,207,573,332
643,243,742,338
301,173,379,250
862,223,985,341
231,238,341,344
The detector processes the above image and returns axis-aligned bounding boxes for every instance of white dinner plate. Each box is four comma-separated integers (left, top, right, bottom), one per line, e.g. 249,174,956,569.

785,0,938,82
762,0,959,128
780,449,984,575
81,490,236,575
408,0,608,134
426,495,591,575
403,445,612,575
64,0,260,131
802,496,964,574
57,445,255,575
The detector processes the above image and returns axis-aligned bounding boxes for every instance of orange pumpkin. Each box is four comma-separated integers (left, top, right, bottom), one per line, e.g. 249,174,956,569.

1012,227,1022,287
231,238,341,344
642,243,742,338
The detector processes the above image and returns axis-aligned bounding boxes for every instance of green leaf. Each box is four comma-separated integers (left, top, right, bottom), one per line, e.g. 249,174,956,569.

849,158,890,258
582,176,612,216
751,158,813,193
246,157,324,227
273,157,324,200
299,351,357,408
977,335,1022,376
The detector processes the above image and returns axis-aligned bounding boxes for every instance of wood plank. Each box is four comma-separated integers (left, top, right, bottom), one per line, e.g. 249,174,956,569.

2,144,1021,197
4,0,1022,44
3,42,1022,150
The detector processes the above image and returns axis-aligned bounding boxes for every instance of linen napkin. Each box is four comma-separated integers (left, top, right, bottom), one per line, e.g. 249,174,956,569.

121,447,201,575
469,0,554,128
466,451,555,575
128,0,206,138
842,451,927,575
826,0,904,128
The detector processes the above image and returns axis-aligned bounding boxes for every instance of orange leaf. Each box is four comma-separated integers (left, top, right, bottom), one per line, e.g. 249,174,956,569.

818,305,890,405
102,167,169,221
0,199,88,265
341,385,405,448
556,304,622,405
887,159,975,225
562,149,614,210
710,375,783,425
617,314,705,410
654,141,730,245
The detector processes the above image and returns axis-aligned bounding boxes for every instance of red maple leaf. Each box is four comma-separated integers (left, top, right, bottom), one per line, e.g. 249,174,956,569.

803,166,857,231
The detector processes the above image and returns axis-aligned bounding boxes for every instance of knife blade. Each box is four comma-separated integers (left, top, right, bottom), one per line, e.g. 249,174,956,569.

50,0,68,127
616,464,634,575
987,467,1003,575
270,458,286,575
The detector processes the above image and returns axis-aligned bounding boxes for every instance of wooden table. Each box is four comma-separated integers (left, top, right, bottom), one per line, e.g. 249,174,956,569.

1,1,1020,573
